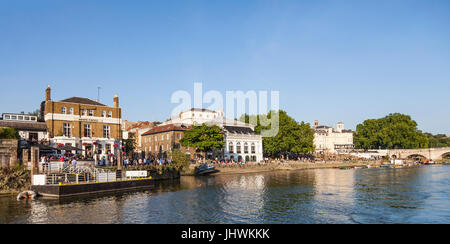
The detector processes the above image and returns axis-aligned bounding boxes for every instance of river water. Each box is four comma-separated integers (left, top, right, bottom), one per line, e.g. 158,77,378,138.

1,165,449,224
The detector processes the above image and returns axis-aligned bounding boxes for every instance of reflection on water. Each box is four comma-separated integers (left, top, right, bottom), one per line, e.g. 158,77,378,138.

1,166,449,224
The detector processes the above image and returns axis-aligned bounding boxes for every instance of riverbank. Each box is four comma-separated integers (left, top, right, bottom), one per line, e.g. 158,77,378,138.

203,160,373,176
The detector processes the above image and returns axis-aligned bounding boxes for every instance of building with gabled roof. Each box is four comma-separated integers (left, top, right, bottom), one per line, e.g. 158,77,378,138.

42,86,123,159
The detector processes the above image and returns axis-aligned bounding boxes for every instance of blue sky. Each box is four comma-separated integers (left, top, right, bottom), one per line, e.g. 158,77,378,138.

1,0,449,134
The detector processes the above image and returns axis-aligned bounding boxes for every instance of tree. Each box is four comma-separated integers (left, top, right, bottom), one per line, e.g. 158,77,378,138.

28,109,41,120
180,124,224,162
0,128,20,140
354,113,429,149
241,110,315,158
168,149,191,172
123,133,136,156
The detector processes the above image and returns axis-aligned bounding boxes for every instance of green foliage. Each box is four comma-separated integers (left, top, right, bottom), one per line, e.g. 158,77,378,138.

0,128,20,140
241,110,315,157
354,113,429,149
123,133,137,155
424,133,450,148
180,124,224,153
28,109,41,120
0,166,31,191
168,149,190,171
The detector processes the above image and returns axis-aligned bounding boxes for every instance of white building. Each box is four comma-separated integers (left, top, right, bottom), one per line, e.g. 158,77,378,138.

163,108,264,162
313,120,354,154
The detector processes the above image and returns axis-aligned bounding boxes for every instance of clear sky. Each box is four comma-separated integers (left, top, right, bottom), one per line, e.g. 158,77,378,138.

1,0,449,134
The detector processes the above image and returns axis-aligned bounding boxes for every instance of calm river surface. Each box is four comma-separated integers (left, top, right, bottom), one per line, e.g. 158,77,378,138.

1,165,449,224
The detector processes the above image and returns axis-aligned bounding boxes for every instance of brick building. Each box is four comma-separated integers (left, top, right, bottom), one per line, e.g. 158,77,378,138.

141,124,198,159
42,86,122,158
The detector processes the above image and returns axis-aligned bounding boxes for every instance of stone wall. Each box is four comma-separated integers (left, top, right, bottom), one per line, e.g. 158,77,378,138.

0,139,18,168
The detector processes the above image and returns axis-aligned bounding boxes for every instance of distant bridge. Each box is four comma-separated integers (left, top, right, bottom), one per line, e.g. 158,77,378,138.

387,147,450,160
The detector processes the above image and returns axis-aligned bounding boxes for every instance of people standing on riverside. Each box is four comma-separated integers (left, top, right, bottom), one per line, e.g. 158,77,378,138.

72,158,77,168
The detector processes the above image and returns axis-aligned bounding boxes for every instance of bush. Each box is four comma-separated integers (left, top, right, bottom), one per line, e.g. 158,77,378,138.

0,166,31,191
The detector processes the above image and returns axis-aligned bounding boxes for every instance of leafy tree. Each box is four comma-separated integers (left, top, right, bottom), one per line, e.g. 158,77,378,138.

180,124,224,162
424,133,450,148
241,110,315,158
168,149,191,171
123,132,136,156
0,128,20,140
354,113,429,149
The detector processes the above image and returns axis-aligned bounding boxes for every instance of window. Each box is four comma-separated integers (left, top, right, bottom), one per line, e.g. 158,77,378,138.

63,123,71,137
167,144,169,151
88,110,94,116
61,107,66,114
166,134,169,140
105,144,111,153
68,108,73,115
161,144,164,150
103,125,110,138
24,116,30,120
177,133,181,140
155,136,157,142
18,116,23,120
4,115,10,119
229,142,234,153
11,115,16,120
236,142,241,154
244,142,248,154
155,145,158,151
161,135,164,140
108,111,112,118
102,111,106,117
82,109,87,116
251,143,256,154
84,124,92,137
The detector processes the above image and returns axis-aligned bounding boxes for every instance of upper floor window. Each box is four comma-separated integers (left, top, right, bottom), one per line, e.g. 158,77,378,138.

166,134,169,140
82,109,87,116
61,107,66,114
88,110,94,116
244,142,249,154
103,125,110,138
108,111,112,118
236,142,241,154
63,123,71,137
229,142,234,154
84,124,92,138
102,111,106,117
251,143,256,154
68,108,73,115
177,133,181,140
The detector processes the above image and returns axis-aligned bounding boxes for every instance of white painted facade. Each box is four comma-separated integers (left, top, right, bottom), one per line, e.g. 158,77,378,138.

313,121,354,154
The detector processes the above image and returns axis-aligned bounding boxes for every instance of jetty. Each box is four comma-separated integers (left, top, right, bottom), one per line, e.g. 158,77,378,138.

29,161,179,198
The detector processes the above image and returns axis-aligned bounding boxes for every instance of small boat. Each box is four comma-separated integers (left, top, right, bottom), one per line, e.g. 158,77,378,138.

194,163,220,176
339,166,351,170
17,190,38,200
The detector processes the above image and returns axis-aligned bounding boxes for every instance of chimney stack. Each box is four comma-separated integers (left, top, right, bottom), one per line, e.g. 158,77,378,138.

113,94,119,108
45,85,51,101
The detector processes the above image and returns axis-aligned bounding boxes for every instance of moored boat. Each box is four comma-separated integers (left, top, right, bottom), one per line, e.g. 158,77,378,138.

194,163,220,176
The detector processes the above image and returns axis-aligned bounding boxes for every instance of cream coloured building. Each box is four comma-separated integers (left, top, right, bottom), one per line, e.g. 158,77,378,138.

313,120,354,154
